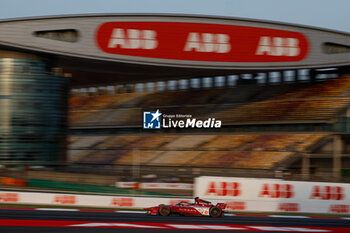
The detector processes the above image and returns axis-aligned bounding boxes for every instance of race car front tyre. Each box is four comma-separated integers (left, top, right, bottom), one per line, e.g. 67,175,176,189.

209,206,222,218
159,205,170,216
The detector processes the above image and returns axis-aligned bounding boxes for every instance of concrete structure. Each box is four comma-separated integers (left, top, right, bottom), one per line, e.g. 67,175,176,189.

0,14,350,87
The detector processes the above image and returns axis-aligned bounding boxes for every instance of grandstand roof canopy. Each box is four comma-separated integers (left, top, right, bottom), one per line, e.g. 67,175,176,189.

1,14,350,87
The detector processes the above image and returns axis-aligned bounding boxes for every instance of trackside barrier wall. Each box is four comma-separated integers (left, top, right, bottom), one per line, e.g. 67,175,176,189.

0,191,191,208
195,176,350,214
1,176,350,214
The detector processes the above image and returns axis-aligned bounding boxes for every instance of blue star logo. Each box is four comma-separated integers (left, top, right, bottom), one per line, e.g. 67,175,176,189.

143,109,162,129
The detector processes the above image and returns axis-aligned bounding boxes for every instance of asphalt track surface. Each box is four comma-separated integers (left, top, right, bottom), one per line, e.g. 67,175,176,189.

0,209,349,233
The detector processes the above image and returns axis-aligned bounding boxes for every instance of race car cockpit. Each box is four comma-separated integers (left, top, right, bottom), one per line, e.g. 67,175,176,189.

176,201,190,206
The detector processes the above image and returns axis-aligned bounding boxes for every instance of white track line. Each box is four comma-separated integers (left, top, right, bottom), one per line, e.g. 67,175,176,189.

36,208,79,211
224,213,235,216
269,215,309,218
117,210,146,214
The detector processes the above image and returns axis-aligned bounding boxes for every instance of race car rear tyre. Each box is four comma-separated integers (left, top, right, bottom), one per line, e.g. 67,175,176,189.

209,206,222,218
159,205,170,216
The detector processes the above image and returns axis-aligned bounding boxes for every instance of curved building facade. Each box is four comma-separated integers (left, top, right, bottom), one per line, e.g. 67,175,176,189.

0,51,67,166
0,14,350,86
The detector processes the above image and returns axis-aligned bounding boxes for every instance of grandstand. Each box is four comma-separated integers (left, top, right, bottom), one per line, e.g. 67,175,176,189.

68,133,328,171
70,76,350,128
68,75,350,182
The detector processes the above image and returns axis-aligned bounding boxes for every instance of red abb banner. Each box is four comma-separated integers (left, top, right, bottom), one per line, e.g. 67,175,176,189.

226,201,246,211
95,22,309,62
329,204,350,214
0,193,19,202
110,197,134,207
53,195,77,205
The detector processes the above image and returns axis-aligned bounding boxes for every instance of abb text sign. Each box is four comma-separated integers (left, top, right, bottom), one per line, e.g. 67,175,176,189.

195,176,350,213
96,22,309,63
195,176,350,201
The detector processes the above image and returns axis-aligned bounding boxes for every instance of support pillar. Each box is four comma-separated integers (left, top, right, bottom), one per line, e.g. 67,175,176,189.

281,71,286,84
295,70,300,83
267,72,272,84
310,69,316,82
223,76,228,87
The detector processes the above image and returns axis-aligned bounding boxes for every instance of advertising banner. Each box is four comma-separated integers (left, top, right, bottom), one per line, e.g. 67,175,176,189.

195,176,350,214
1,176,350,214
96,22,309,63
0,191,191,209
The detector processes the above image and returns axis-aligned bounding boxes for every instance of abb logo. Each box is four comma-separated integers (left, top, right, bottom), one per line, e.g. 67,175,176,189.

96,22,308,62
278,203,299,212
0,193,19,202
329,204,349,213
108,28,157,49
53,195,76,205
310,186,344,200
225,201,246,211
256,36,300,57
184,32,230,53
205,182,241,196
259,184,294,198
110,197,134,207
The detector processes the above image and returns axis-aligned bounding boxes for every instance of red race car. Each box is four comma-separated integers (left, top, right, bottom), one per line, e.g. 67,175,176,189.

144,197,226,217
